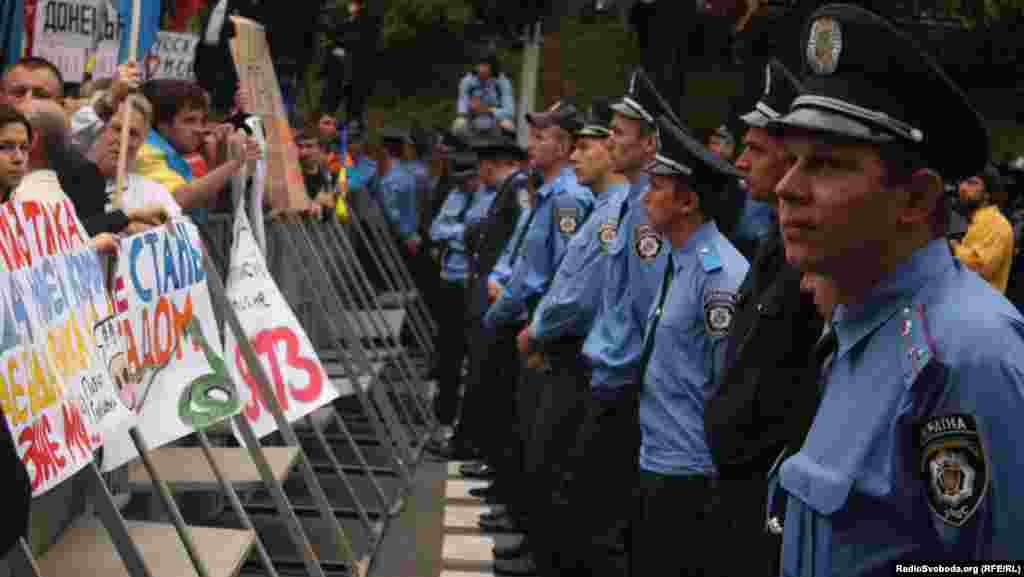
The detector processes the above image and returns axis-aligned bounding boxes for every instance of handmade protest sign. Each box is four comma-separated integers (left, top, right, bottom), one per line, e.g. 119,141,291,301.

0,199,128,496
101,218,243,472
229,16,309,212
31,0,118,82
225,201,342,440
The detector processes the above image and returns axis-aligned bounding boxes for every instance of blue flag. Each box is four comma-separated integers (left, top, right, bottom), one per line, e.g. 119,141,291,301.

118,0,161,64
0,0,23,69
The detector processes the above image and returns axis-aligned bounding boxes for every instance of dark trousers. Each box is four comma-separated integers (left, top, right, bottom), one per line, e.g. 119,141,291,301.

631,470,717,577
714,478,781,577
559,389,640,577
433,279,469,425
522,343,591,576
454,322,521,467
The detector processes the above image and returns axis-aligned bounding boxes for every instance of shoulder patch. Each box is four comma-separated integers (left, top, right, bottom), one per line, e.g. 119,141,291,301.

633,224,662,261
697,244,723,273
898,304,937,387
916,413,989,528
556,207,579,235
703,290,738,338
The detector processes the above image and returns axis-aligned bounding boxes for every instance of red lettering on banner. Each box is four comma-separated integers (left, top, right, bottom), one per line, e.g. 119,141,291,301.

42,204,57,256
123,318,139,373
237,327,324,420
22,201,44,258
63,402,91,461
19,414,65,491
9,204,32,267
52,201,69,253
62,199,84,247
0,210,22,269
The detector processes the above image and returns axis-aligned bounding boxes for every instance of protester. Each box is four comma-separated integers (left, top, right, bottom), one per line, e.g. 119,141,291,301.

297,120,342,212
766,4,1023,568
453,49,515,140
0,103,29,201
88,96,181,225
137,79,261,225
71,61,141,154
950,164,1015,293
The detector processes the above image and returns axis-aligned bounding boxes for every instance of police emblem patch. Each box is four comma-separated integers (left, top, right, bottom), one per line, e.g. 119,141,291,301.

807,17,842,76
598,220,618,248
633,225,662,261
703,291,737,338
916,413,990,528
556,208,579,235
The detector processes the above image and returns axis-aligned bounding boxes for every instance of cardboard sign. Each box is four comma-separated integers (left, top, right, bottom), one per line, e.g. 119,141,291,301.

229,16,309,211
148,31,198,80
225,200,343,440
31,0,118,82
0,199,115,496
101,219,243,472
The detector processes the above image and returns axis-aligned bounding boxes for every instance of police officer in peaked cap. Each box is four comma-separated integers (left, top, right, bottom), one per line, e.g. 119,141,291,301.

513,97,631,576
763,5,1024,574
560,68,667,577
631,114,750,577
705,57,826,577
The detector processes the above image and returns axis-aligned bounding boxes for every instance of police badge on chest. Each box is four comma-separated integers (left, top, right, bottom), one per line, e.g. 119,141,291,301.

556,208,579,235
633,224,662,261
915,413,990,527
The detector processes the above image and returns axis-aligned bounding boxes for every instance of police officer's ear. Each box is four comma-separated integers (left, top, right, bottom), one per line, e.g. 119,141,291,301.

898,168,945,228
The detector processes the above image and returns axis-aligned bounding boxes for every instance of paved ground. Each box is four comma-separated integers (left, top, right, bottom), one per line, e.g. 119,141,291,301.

370,459,533,577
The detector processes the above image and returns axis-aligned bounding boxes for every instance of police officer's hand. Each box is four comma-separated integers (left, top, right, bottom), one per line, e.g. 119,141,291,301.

487,279,503,303
517,327,531,355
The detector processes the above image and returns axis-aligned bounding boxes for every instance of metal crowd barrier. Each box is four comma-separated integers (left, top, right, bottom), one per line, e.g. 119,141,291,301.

6,207,438,577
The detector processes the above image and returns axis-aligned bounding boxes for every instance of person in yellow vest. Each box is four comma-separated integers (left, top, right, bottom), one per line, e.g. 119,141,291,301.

951,164,1015,293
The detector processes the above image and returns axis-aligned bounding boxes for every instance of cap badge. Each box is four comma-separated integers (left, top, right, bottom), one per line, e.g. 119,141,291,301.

807,17,843,76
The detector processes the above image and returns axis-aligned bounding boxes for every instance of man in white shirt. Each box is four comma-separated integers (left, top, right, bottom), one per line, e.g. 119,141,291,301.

88,96,180,233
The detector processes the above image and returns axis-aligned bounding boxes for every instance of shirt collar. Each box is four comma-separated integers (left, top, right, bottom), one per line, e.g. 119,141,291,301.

831,239,955,359
674,221,720,267
537,165,573,199
629,173,650,202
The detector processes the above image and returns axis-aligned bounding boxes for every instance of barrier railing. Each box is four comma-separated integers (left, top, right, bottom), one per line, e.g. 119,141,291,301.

3,198,436,577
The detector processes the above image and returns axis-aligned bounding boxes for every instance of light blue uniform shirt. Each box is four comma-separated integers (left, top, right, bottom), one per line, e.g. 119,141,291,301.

529,180,630,342
430,184,496,282
582,175,670,394
376,164,419,241
769,239,1024,576
483,166,594,329
347,156,377,195
638,221,749,476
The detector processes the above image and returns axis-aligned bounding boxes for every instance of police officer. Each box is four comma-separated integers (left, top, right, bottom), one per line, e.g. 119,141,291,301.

705,58,823,577
507,98,630,575
632,114,749,577
428,151,492,446
478,101,594,549
561,69,666,577
376,128,421,259
765,5,1024,573
440,130,528,466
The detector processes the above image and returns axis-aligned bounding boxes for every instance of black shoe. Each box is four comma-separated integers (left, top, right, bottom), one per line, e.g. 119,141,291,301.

479,512,520,533
493,535,528,560
468,484,498,499
493,553,537,575
460,462,497,479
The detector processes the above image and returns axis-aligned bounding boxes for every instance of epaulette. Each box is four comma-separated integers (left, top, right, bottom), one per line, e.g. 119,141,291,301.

898,303,937,387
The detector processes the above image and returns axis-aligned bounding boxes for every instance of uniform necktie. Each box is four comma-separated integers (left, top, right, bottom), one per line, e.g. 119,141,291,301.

814,325,838,402
508,201,540,266
638,252,674,383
